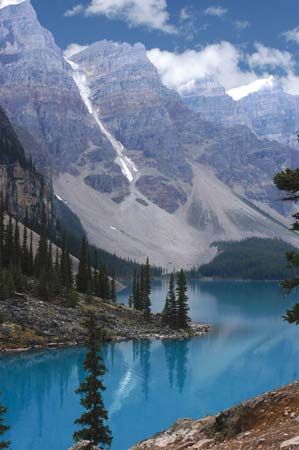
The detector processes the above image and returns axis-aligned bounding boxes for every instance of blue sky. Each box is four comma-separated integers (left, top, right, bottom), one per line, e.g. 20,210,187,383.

31,0,299,94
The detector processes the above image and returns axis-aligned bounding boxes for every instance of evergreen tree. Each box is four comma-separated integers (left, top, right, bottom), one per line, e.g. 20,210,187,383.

73,311,112,448
13,220,21,268
3,216,13,267
128,294,133,308
274,164,299,324
176,270,190,330
77,236,89,293
110,272,117,303
28,231,34,276
142,258,151,321
162,273,177,329
0,392,9,449
0,200,4,266
35,205,48,277
21,226,29,275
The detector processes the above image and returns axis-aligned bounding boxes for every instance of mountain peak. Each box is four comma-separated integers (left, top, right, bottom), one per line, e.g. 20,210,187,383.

227,76,278,101
0,0,26,9
180,76,227,97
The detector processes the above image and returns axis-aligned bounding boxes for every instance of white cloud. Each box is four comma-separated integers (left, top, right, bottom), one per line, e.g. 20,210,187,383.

234,20,250,31
179,7,191,21
147,42,257,92
65,0,175,33
147,41,299,97
247,43,294,71
64,4,84,17
282,26,299,44
64,43,89,58
204,6,227,17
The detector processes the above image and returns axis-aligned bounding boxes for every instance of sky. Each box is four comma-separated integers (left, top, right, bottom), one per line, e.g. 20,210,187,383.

30,0,299,94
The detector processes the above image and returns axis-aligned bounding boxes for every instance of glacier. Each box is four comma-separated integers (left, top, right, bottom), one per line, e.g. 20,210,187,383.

227,76,275,101
64,57,138,183
0,0,25,9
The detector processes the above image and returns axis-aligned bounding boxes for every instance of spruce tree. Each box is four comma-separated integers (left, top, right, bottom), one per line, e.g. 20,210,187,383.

77,236,89,293
162,273,177,329
274,165,299,324
28,231,34,276
3,217,13,267
0,392,9,449
13,221,21,268
176,270,190,330
110,272,117,303
142,258,151,321
73,311,112,448
0,200,4,267
35,205,48,277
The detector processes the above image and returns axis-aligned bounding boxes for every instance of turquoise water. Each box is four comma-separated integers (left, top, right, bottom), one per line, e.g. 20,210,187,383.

1,281,299,450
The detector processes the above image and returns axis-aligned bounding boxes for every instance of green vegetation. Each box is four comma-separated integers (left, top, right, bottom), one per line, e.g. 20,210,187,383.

274,165,299,325
191,238,298,280
74,310,112,448
129,258,152,321
162,270,190,330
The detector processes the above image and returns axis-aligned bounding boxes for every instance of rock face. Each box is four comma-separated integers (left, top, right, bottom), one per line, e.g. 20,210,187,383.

0,0,114,173
1,1,299,266
71,40,192,210
132,381,299,450
0,105,51,221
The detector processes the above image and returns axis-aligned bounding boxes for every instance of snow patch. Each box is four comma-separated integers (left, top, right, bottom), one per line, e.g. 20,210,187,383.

0,0,25,9
227,76,275,101
64,57,138,183
55,193,68,205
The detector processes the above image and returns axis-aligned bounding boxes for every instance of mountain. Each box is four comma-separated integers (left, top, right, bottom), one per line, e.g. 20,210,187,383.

0,0,114,174
0,104,51,221
182,75,299,155
1,1,298,267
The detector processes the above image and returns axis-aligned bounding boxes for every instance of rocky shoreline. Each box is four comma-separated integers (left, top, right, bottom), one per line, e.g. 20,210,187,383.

0,294,210,354
132,381,299,450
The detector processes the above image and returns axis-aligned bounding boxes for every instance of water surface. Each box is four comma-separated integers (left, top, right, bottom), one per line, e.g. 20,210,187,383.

1,281,299,450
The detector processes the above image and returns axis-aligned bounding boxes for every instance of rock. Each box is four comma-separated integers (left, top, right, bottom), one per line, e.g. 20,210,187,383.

68,441,100,450
192,438,213,448
280,436,299,448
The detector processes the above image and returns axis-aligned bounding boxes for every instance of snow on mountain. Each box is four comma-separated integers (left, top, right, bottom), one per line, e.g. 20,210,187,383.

64,56,138,183
0,0,25,9
227,76,275,101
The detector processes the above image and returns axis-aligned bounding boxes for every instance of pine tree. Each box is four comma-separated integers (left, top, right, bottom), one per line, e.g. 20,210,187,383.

274,164,299,324
162,273,177,329
0,392,9,449
13,220,21,268
28,231,34,276
128,294,133,308
77,236,89,293
176,270,190,330
35,205,48,277
73,311,112,448
3,216,13,267
142,258,151,321
110,272,117,303
0,199,4,267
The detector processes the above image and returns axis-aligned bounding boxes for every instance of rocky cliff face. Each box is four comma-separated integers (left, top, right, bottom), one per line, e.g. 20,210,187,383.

132,381,299,450
0,0,114,174
72,40,192,211
0,105,51,221
182,76,299,162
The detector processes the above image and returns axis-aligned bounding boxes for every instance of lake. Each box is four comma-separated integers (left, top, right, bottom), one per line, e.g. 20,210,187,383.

1,281,299,450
